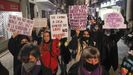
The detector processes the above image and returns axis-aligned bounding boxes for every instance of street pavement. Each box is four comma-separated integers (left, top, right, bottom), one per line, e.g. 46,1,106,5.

0,38,129,75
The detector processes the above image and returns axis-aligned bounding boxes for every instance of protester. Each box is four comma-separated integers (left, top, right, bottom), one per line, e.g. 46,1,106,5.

39,31,60,75
68,46,109,75
31,28,39,45
80,30,94,47
120,46,133,75
8,32,30,75
68,28,81,59
101,29,123,71
59,37,71,75
18,43,41,75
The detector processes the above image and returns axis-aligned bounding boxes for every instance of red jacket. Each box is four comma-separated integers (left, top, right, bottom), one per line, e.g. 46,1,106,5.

40,39,60,74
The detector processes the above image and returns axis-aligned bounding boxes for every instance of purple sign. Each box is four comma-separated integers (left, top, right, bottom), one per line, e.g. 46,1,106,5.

69,5,88,30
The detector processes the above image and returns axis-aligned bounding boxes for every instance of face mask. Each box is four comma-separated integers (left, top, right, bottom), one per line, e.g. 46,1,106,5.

84,61,99,71
23,62,36,72
83,37,88,41
20,43,26,47
106,33,110,36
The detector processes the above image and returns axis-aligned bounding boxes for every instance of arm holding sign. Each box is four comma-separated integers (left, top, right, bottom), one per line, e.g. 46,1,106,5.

8,32,20,56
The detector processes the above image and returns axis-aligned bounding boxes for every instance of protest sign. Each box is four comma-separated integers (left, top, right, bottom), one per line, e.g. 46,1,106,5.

0,15,4,37
50,14,68,39
103,12,127,29
69,5,88,30
33,18,47,27
7,15,34,36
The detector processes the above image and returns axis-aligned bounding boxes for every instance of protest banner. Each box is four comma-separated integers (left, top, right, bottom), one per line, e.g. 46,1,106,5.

7,15,34,36
103,12,127,29
0,15,4,37
50,14,68,39
33,18,47,27
69,5,88,30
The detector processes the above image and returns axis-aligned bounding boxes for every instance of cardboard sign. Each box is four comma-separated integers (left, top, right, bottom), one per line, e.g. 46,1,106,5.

69,5,88,30
103,12,127,29
33,18,47,27
7,15,34,36
50,14,68,39
0,15,3,37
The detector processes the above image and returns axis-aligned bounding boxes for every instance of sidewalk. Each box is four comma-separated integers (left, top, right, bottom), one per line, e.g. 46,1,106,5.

0,50,13,75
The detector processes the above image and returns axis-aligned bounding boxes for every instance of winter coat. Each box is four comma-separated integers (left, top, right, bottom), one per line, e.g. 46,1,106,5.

21,61,41,75
101,30,123,71
60,38,71,64
8,35,29,75
68,62,109,75
68,35,80,50
40,39,60,74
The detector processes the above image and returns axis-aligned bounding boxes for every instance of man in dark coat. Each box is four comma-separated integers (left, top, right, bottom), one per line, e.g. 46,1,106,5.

101,29,124,71
8,32,30,75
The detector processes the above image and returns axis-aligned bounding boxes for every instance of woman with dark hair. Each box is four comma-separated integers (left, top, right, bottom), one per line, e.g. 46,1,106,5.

39,31,60,75
8,32,30,75
68,46,109,75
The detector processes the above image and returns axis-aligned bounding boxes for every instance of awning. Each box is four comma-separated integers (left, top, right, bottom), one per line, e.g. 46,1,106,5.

35,0,57,11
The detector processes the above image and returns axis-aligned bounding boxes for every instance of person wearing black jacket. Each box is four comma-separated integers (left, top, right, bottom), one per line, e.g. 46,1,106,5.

8,32,30,75
101,29,124,71
68,46,109,75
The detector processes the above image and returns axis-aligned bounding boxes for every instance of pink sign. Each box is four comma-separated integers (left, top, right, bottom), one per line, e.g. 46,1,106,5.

69,5,88,30
103,12,127,29
7,15,34,36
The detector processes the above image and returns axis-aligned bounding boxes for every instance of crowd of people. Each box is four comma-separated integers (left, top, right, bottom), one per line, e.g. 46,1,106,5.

6,16,133,75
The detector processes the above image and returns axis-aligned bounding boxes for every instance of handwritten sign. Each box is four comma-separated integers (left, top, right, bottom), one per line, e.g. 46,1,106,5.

7,15,34,36
33,18,47,27
50,14,68,39
69,5,88,30
103,12,127,29
0,15,3,37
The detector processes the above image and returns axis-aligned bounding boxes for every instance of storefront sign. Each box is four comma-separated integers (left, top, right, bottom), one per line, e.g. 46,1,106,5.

0,0,20,11
7,15,34,36
0,15,4,37
69,5,88,30
50,14,68,39
103,12,126,29
33,18,47,27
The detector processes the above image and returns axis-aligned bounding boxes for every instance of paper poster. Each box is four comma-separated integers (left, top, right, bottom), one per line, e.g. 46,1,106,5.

7,15,34,36
69,5,88,30
103,12,127,29
33,18,47,27
50,14,68,39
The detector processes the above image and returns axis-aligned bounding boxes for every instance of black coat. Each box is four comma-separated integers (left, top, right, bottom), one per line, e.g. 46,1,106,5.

8,35,29,75
68,62,109,75
60,38,71,64
0,62,9,75
101,30,123,71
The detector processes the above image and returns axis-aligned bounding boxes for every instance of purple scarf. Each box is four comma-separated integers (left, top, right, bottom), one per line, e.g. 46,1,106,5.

80,66,102,75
